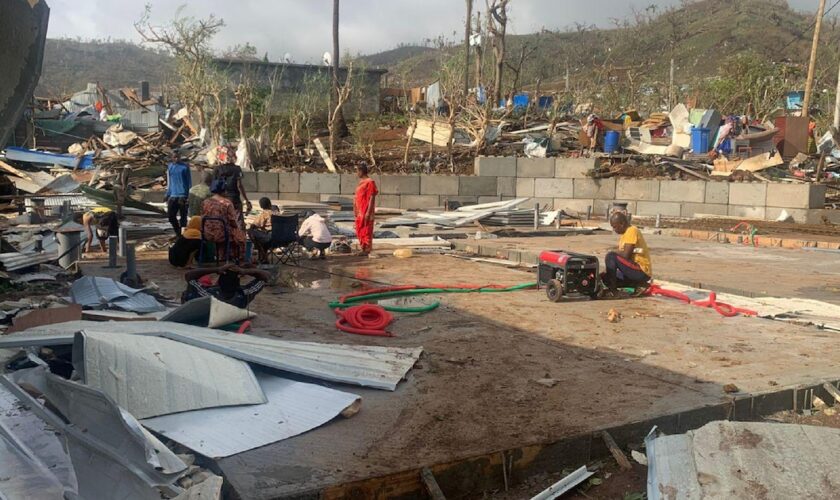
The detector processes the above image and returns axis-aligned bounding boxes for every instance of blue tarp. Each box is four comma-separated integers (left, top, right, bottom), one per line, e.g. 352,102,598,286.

4,146,95,170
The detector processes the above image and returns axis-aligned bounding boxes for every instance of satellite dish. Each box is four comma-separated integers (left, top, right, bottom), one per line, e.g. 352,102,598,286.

323,51,332,66
284,52,292,63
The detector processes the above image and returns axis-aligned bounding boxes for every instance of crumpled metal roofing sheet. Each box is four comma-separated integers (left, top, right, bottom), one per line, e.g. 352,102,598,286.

142,373,360,458
74,330,266,419
0,433,66,499
70,276,165,313
0,320,422,390
647,421,840,500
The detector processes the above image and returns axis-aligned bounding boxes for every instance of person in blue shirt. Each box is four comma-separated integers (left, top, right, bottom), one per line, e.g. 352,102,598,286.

165,151,192,236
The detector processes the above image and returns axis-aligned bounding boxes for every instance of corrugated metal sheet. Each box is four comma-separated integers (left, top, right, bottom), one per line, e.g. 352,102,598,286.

162,296,255,328
0,433,66,499
74,330,266,419
647,421,840,500
142,373,360,458
0,321,423,390
70,276,165,313
0,251,57,271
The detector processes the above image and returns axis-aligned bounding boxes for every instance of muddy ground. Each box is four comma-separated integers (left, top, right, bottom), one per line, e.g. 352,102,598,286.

77,235,840,499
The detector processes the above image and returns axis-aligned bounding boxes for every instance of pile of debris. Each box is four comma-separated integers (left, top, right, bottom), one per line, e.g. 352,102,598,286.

0,319,423,498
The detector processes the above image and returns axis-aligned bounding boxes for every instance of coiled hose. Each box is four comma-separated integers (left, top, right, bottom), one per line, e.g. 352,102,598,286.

330,282,537,336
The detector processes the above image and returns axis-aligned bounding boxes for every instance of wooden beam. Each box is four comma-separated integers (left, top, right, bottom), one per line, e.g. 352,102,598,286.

420,468,446,500
823,383,840,404
313,138,337,173
0,160,33,181
600,430,632,470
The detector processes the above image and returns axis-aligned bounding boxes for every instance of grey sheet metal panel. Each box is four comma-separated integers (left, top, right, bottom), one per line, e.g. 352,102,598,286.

0,320,422,390
647,421,840,499
0,0,50,149
2,367,188,499
69,276,165,313
73,330,266,419
0,433,66,500
143,373,360,458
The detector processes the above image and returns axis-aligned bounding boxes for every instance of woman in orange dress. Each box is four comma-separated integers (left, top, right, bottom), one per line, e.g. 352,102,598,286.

201,182,246,262
353,162,378,255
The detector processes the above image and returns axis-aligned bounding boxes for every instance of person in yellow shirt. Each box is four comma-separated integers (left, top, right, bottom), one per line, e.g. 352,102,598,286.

603,212,652,295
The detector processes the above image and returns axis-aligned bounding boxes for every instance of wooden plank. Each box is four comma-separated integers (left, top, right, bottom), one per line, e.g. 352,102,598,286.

600,430,632,470
824,383,840,404
313,138,337,173
420,467,446,500
666,162,710,181
0,160,33,181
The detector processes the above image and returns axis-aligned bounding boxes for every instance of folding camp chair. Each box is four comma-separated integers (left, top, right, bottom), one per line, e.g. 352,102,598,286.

265,214,302,265
199,216,231,265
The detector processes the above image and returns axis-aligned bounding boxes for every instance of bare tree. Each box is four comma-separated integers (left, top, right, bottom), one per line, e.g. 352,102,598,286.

486,0,511,106
135,5,224,135
329,63,353,162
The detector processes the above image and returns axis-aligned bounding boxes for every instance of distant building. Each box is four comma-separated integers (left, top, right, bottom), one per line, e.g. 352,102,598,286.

213,58,387,116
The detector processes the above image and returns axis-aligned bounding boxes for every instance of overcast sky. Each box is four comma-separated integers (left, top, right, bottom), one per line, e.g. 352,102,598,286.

47,0,819,63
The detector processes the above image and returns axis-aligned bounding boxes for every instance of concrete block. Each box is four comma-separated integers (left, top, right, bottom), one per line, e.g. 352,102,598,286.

475,156,516,177
377,195,401,209
380,175,420,194
257,172,279,193
615,179,660,201
497,176,516,197
478,196,502,204
516,178,535,197
554,198,595,215
728,205,766,219
516,158,555,178
400,195,440,209
806,209,840,225
299,173,340,194
573,178,616,199
278,192,321,203
680,203,728,218
555,157,597,178
278,172,300,193
636,201,682,217
421,175,459,196
594,199,637,216
459,176,498,196
766,183,826,209
340,173,380,194
659,180,705,203
534,178,573,198
242,171,258,191
728,182,767,207
764,207,809,223
705,181,729,204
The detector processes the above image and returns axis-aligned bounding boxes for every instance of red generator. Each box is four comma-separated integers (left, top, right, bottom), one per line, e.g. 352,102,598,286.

537,250,600,302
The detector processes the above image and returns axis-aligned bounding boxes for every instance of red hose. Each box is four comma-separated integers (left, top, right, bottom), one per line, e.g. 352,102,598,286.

646,284,757,317
335,305,394,337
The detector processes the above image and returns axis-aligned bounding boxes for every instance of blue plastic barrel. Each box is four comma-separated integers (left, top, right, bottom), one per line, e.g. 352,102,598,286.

691,127,711,153
604,130,621,153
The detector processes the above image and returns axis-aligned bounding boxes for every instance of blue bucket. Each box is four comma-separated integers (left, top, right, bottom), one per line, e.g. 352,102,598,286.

691,127,711,154
604,130,621,153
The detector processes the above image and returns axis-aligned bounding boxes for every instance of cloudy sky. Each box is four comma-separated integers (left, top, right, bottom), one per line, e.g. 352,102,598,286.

47,0,819,63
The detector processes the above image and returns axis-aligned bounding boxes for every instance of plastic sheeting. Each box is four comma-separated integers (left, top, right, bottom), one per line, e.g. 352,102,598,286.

143,373,360,458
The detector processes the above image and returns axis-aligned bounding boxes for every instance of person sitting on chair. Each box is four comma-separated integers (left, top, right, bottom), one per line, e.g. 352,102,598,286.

248,197,275,263
602,211,652,296
298,210,332,260
181,263,271,308
168,216,202,268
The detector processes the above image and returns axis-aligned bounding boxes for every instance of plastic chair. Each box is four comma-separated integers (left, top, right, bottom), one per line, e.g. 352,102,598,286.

199,216,231,264
266,214,301,265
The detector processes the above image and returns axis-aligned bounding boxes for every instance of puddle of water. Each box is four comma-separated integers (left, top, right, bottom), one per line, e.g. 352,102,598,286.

274,264,388,291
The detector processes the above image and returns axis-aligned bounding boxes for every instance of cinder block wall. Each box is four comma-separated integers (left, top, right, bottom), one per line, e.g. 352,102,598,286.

181,159,826,224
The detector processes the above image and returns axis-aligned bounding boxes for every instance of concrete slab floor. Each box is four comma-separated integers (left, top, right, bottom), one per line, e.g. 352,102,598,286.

79,247,840,498
464,232,840,305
